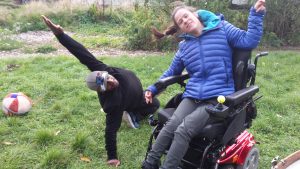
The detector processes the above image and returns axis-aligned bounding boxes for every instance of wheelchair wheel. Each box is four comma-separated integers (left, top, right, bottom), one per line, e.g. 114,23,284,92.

236,146,259,169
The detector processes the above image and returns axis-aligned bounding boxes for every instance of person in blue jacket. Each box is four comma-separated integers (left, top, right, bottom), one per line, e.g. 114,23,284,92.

142,0,266,169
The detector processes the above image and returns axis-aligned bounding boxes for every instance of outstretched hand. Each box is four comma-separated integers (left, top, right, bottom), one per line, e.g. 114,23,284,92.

41,15,64,35
254,0,266,12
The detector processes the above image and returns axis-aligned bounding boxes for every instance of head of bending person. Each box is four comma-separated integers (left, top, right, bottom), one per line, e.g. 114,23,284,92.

86,71,119,92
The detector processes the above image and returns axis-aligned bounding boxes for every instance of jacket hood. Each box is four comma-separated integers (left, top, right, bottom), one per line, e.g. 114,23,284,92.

197,9,221,31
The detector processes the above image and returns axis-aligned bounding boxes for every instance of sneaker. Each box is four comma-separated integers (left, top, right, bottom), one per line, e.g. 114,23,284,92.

122,111,140,129
141,160,159,169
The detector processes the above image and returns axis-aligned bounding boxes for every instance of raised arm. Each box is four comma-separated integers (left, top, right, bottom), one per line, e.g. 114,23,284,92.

42,15,108,71
224,0,266,49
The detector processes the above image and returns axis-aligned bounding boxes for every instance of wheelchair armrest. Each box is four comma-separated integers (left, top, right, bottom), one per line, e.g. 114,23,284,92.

154,73,189,94
225,85,259,106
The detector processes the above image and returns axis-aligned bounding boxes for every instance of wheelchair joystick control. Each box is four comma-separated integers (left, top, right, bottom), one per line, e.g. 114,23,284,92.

205,95,229,119
216,95,226,110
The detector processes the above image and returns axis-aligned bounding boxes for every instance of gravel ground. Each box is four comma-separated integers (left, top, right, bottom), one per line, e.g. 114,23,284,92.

0,31,164,59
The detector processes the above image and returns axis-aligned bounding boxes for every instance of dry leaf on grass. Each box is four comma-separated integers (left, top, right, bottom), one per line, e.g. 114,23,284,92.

80,156,91,162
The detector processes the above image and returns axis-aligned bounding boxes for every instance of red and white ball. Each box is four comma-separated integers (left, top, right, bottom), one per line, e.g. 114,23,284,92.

2,92,32,116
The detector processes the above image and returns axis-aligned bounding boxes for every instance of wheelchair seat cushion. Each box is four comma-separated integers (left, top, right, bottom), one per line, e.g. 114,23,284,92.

158,108,227,140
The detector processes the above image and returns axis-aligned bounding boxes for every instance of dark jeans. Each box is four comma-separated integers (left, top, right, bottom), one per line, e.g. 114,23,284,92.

146,98,212,169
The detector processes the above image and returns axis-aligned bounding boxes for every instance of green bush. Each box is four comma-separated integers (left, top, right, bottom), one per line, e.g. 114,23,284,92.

261,32,282,48
155,37,180,51
124,8,155,50
124,8,175,51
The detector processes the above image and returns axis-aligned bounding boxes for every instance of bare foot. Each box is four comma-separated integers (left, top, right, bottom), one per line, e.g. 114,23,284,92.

41,15,64,35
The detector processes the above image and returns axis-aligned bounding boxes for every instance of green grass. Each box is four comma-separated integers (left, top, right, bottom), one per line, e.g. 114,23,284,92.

0,51,299,169
70,22,126,49
36,45,57,54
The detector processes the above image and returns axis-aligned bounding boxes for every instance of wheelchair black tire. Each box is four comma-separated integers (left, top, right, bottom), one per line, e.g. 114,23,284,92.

236,146,259,169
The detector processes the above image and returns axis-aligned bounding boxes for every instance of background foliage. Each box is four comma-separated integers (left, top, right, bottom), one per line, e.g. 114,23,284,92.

0,0,299,51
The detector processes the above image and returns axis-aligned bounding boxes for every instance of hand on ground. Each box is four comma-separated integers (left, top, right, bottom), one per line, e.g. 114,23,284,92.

107,159,121,167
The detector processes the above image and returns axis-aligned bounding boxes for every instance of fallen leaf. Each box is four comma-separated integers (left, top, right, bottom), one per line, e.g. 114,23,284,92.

80,156,91,162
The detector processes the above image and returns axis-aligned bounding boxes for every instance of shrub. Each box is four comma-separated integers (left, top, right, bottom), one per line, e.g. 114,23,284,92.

124,7,174,51
261,32,282,48
124,8,155,50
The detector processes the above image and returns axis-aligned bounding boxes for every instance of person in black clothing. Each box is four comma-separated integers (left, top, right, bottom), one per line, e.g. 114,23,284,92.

42,15,160,167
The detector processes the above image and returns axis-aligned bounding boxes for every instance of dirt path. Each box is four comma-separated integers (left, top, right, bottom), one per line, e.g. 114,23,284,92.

0,31,165,59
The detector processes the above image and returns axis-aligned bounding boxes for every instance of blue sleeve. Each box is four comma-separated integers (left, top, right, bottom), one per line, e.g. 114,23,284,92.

224,7,265,49
147,45,185,95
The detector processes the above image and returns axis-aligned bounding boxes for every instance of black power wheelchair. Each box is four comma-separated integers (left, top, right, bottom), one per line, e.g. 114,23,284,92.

145,49,268,169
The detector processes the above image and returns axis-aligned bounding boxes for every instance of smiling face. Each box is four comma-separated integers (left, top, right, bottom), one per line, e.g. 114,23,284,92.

173,8,203,37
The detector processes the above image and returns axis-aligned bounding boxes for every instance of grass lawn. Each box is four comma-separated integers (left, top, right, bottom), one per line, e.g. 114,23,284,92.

0,50,300,169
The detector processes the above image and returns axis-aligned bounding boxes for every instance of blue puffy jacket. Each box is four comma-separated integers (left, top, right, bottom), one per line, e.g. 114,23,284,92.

148,7,265,100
